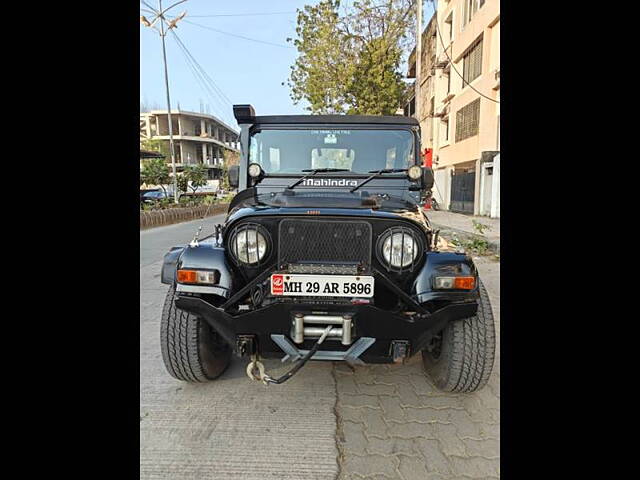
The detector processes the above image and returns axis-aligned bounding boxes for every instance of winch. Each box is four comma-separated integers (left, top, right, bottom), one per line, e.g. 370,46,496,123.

292,313,353,345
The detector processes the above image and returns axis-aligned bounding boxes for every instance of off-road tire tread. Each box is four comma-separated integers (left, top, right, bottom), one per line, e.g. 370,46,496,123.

422,280,495,393
160,287,229,382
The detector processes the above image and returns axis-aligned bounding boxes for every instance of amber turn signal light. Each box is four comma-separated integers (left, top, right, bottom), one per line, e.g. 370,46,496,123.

177,270,197,284
453,276,475,290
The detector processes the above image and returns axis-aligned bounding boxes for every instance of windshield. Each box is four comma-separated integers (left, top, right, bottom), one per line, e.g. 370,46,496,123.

249,128,416,174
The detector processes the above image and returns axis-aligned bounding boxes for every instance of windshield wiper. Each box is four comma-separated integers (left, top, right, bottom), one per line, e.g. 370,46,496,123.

349,168,407,193
287,168,351,190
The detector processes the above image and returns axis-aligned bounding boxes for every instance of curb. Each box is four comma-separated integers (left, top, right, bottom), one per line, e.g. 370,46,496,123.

140,204,229,230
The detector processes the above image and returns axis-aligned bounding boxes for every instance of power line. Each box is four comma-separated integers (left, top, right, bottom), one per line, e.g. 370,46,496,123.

170,30,229,120
170,29,233,106
182,19,294,49
169,29,236,125
189,11,296,18
429,0,499,104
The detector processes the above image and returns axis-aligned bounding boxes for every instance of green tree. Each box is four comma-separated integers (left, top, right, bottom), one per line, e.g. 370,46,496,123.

184,164,208,194
141,157,171,196
287,0,415,115
176,174,189,195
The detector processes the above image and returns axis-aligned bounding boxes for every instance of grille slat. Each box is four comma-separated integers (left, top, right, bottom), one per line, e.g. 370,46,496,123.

278,219,371,267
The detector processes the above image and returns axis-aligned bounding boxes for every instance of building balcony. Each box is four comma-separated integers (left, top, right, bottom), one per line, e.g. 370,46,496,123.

151,134,240,152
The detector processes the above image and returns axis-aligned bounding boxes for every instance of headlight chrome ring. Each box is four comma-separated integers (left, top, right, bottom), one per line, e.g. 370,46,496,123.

229,223,271,266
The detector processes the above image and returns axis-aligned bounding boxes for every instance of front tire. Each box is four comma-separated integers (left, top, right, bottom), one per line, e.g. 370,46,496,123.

421,280,496,393
160,286,231,382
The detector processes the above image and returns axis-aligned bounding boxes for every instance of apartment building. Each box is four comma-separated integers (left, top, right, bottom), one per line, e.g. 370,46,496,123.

407,0,500,217
405,14,438,150
140,110,240,181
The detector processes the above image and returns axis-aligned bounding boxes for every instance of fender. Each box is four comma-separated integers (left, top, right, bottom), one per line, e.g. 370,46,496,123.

161,243,233,298
160,246,185,285
412,251,479,304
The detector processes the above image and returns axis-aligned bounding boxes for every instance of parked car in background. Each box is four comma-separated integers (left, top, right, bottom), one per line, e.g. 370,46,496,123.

140,188,159,204
142,190,171,204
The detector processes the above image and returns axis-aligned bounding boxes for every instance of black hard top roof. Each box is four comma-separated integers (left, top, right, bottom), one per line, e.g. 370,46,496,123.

252,114,419,126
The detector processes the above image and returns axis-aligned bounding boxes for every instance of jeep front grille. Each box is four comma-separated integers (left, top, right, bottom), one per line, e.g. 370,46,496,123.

288,263,359,275
278,219,372,268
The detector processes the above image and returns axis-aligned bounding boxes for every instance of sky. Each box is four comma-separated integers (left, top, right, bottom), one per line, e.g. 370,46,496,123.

140,0,436,130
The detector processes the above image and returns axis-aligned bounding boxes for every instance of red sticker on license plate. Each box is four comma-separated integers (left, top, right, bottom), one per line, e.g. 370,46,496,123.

271,274,284,295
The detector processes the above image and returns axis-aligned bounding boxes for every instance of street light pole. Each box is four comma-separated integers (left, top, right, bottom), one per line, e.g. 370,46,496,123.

141,0,188,204
158,1,179,204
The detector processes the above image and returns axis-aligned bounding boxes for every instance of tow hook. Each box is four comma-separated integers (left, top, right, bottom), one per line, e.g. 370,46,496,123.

246,357,266,383
245,326,333,385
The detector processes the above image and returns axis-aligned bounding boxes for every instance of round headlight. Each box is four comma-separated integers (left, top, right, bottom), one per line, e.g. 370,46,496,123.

230,225,268,265
407,165,422,180
380,229,419,269
248,163,263,178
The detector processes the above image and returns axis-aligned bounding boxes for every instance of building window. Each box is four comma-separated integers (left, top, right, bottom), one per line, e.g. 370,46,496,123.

462,37,483,86
440,117,449,144
445,13,453,43
463,0,482,27
455,98,480,142
404,96,415,117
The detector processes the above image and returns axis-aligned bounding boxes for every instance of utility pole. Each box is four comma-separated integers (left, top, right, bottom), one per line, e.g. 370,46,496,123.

140,0,188,204
415,0,422,124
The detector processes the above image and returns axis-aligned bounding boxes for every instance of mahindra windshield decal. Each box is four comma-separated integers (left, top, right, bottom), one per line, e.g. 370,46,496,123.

302,178,358,187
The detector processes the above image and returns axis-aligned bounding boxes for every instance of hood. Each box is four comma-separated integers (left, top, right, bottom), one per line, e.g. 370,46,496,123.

225,199,431,233
228,188,418,212
251,174,422,203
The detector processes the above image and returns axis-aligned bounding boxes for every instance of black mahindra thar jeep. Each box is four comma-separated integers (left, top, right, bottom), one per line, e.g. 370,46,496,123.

159,105,495,392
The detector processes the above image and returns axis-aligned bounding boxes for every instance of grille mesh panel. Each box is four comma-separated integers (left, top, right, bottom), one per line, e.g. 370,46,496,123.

278,219,371,266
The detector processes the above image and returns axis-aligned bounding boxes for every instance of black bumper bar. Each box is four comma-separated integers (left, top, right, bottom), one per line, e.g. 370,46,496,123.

175,296,477,363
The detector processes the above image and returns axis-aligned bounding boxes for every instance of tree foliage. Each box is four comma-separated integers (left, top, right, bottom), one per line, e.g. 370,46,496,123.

287,0,415,115
176,174,189,194
141,157,171,195
140,138,170,159
183,164,208,194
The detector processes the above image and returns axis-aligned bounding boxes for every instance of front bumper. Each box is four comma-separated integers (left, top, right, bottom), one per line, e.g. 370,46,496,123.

175,296,477,363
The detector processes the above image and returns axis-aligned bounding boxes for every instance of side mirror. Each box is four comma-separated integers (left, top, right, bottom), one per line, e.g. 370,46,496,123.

422,166,434,190
228,165,239,189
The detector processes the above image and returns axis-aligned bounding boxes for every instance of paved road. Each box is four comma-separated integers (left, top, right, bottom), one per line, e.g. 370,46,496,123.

335,259,500,480
140,218,500,479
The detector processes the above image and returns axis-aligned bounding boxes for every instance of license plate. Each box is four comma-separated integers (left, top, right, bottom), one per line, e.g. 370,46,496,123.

270,274,374,298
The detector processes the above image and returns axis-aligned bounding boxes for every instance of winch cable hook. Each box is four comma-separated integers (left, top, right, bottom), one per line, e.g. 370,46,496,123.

246,355,266,382
246,326,333,385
